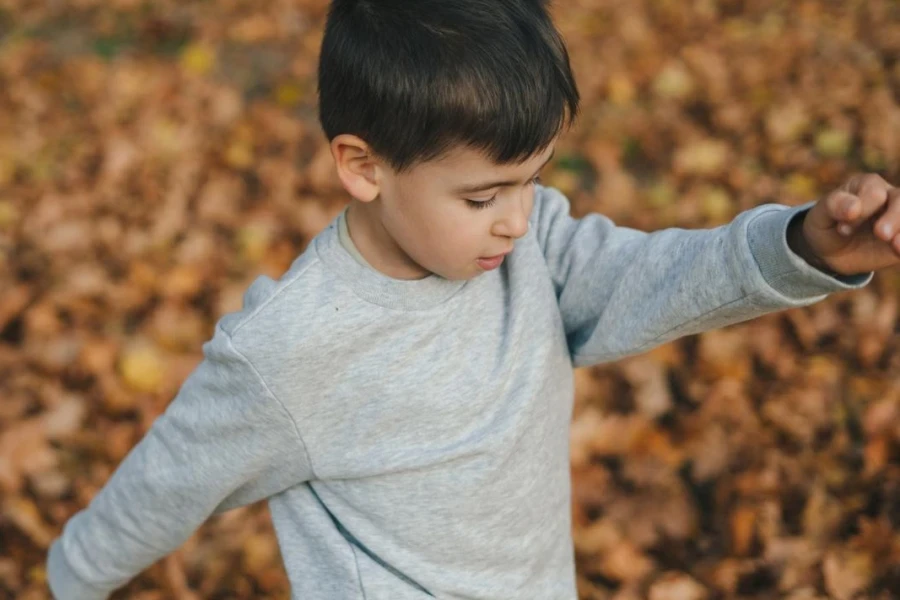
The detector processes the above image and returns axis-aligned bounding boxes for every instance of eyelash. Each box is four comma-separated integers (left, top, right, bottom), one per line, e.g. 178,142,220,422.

465,175,542,210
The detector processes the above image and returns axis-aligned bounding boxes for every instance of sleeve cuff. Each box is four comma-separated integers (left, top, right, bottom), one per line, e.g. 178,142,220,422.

746,202,873,299
48,539,117,600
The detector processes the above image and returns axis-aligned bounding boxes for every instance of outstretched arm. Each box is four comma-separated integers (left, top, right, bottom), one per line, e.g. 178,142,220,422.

47,325,314,599
530,185,872,367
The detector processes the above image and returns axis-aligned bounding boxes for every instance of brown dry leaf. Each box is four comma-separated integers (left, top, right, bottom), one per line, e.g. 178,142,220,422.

687,424,730,481
802,484,844,545
573,518,623,555
729,504,757,556
228,15,278,43
648,571,708,600
577,574,613,600
862,395,900,437
0,396,84,493
765,101,811,143
0,284,32,332
163,553,201,600
695,327,752,381
784,588,827,600
632,427,683,468
589,414,651,457
29,470,70,500
848,516,897,562
162,264,205,302
619,357,672,419
100,133,141,186
148,302,208,352
863,435,890,477
573,366,602,409
570,406,606,469
765,536,820,582
822,549,874,600
599,541,655,583
242,532,279,573
672,139,730,177
3,497,55,548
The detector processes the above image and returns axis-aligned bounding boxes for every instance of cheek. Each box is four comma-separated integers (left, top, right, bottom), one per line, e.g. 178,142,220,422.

434,210,476,246
395,196,464,251
526,183,538,208
427,209,485,262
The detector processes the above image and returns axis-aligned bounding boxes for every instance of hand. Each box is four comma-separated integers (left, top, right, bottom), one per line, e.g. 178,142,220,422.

789,173,900,277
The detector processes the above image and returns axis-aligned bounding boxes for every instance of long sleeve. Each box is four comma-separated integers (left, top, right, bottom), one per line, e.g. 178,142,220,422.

530,186,872,367
47,324,314,600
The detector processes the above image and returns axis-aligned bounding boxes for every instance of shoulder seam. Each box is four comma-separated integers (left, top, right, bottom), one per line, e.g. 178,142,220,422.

221,325,319,480
229,257,319,337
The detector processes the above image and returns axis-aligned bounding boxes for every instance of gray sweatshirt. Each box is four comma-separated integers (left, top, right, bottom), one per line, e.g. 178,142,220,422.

47,185,870,599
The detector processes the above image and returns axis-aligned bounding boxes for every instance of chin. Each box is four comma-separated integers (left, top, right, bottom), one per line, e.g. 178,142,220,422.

454,267,487,281
429,266,475,281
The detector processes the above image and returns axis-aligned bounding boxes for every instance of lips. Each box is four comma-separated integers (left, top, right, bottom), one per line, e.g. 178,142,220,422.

476,251,510,271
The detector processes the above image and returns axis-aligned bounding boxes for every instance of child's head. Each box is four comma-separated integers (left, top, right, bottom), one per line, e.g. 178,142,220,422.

318,0,579,280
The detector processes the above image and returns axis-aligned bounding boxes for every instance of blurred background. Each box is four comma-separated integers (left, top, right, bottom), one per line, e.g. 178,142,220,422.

2,0,900,598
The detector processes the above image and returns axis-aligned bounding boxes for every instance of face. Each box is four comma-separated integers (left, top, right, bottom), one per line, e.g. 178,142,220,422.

362,142,556,281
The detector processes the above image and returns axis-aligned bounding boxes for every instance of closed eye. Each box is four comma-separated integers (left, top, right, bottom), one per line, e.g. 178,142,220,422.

465,175,542,210
466,196,497,210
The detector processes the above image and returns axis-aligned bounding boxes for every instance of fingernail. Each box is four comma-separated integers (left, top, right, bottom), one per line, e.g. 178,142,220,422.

843,199,857,215
881,223,894,238
838,224,853,236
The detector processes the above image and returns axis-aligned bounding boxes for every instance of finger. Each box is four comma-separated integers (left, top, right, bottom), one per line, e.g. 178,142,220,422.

842,173,891,230
818,190,860,235
843,172,889,197
873,187,900,242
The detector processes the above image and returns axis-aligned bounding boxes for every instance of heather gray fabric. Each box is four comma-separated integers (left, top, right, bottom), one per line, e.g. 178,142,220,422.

47,185,870,600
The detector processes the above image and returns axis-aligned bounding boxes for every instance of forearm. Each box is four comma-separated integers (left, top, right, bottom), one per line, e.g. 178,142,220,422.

560,203,869,366
47,326,313,599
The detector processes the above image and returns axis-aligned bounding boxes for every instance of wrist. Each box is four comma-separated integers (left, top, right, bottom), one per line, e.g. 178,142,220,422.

786,210,842,276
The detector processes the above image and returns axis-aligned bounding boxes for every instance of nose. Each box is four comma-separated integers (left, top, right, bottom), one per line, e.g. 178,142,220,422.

491,189,532,240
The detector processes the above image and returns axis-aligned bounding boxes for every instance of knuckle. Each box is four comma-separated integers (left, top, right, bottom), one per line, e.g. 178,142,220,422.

846,173,864,189
866,172,884,182
827,191,849,211
863,173,887,191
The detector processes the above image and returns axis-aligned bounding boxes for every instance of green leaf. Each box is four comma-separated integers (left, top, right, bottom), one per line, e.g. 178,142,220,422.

92,36,130,61
556,153,591,174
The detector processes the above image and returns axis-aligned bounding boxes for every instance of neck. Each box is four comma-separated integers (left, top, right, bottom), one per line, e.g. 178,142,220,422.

345,199,430,280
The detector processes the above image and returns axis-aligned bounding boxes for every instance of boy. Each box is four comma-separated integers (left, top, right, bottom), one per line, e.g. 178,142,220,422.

48,0,900,598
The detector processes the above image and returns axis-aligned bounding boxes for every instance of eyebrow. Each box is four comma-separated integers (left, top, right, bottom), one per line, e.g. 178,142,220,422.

454,150,555,195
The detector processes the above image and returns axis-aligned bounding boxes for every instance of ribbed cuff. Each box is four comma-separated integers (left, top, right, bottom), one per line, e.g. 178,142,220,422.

48,539,116,600
746,203,872,299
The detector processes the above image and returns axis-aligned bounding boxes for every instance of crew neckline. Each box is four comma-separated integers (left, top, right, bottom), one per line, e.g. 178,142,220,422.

315,208,468,311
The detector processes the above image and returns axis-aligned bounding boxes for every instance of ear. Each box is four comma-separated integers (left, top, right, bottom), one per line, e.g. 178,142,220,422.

330,134,382,202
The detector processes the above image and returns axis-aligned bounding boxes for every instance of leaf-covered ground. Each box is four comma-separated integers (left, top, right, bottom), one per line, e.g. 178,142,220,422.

2,1,900,598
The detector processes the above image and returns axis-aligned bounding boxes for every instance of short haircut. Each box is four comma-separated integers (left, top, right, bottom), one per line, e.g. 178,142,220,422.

317,0,580,172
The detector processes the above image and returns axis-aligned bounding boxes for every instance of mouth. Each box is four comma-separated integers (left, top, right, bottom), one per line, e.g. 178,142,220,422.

476,250,511,271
